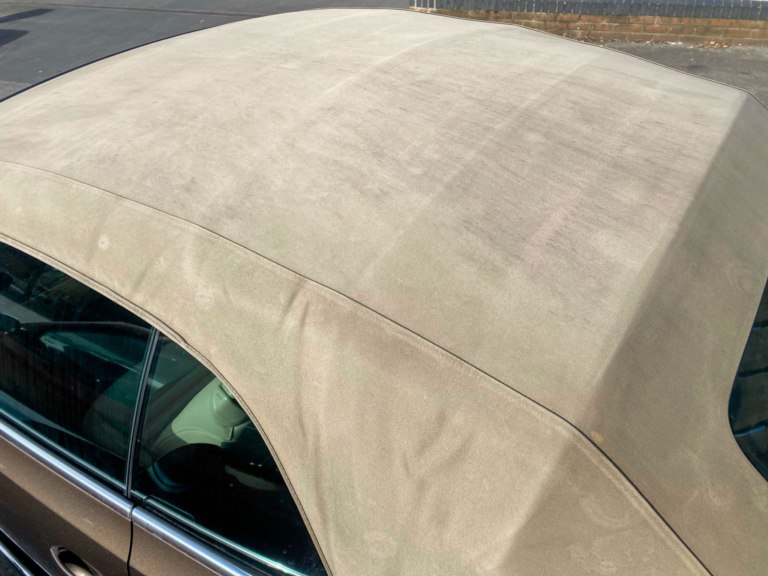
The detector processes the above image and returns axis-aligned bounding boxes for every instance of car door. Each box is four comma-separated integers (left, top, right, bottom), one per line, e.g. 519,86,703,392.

0,242,147,576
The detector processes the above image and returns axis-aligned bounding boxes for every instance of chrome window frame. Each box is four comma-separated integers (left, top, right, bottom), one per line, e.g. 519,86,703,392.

132,508,276,576
132,498,313,576
0,416,133,519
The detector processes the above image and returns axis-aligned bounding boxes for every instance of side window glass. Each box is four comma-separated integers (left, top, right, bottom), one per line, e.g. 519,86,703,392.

730,285,768,479
0,242,151,482
134,336,326,575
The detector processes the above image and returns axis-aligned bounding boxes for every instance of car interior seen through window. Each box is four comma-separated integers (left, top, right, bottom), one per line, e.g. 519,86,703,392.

0,243,150,482
0,241,325,575
134,335,326,575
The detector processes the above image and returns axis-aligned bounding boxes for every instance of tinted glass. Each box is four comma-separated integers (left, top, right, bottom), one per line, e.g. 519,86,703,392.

730,285,768,479
134,336,325,575
0,243,151,482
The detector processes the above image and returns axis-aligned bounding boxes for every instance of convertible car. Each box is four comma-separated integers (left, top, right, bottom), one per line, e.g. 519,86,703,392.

0,8,767,576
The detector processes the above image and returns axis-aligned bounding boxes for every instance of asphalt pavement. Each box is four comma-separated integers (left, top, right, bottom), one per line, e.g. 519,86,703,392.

2,1,767,103
0,3,243,98
609,41,768,105
0,0,408,99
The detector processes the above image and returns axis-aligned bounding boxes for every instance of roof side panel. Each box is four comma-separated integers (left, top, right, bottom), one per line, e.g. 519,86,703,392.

0,162,708,576
581,94,768,576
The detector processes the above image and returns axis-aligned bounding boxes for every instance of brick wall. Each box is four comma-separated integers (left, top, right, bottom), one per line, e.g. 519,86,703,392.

434,9,768,44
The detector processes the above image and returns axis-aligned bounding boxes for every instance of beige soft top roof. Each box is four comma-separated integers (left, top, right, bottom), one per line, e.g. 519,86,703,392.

2,8,768,575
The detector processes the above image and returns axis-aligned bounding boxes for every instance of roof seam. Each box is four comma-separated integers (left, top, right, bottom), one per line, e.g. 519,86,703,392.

0,157,713,574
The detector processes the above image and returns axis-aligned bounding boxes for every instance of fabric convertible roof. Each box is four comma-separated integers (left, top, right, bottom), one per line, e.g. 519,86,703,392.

1,8,768,576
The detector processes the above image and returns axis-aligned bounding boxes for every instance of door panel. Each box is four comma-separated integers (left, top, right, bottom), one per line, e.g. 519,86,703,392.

0,420,131,576
130,509,251,576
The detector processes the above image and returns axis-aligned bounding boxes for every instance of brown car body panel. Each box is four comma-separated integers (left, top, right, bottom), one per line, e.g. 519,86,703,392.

0,424,131,576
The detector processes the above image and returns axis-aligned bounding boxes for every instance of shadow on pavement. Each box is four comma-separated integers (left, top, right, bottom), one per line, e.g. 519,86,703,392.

0,29,27,49
0,8,52,24
0,8,51,51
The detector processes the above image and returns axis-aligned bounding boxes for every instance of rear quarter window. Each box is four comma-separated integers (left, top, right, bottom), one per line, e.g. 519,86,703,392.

729,286,768,479
133,335,326,575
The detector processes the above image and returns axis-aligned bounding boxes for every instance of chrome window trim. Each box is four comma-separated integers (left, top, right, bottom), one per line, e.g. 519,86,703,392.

132,507,275,576
0,390,128,492
0,417,133,518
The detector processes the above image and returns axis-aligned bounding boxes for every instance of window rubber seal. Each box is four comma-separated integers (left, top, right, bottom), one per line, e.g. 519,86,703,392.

124,327,159,499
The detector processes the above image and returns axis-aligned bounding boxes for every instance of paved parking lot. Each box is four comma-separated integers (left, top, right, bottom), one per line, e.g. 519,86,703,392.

610,41,768,105
1,1,767,103
0,3,244,98
0,0,408,99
